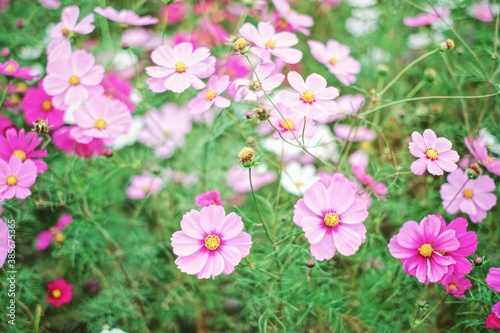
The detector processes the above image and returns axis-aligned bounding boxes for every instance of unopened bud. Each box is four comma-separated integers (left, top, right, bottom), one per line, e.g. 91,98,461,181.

234,37,250,55
424,68,437,82
238,146,256,168
103,148,114,158
439,38,455,51
473,256,483,266
306,260,315,268
254,106,270,121
376,64,389,76
466,162,482,179
33,119,51,135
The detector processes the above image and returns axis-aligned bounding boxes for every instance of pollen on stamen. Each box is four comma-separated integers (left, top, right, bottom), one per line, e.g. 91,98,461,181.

94,119,107,130
175,61,186,73
42,100,52,111
323,213,340,228
448,283,457,290
204,235,221,251
425,148,439,160
69,75,80,86
329,58,337,65
61,28,70,38
301,90,315,103
463,189,473,199
280,119,295,131
6,175,18,186
52,289,62,298
12,149,27,162
418,243,433,258
205,89,217,101
5,64,16,72
266,40,276,50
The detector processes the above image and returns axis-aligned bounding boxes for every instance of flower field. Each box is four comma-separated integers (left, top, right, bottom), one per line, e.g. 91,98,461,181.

0,0,499,332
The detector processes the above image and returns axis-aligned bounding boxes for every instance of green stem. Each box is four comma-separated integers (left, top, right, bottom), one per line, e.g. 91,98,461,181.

360,90,500,117
248,168,275,245
380,49,439,96
407,293,447,332
405,79,426,99
0,81,10,108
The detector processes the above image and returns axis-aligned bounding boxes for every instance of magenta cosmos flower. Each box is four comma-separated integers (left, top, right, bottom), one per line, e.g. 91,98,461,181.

101,73,136,112
126,173,163,200
280,71,339,120
94,6,158,26
171,205,252,279
0,219,10,268
465,137,500,176
239,22,302,64
440,272,472,298
48,6,95,52
486,267,500,292
409,129,459,176
486,302,500,329
308,40,361,86
0,156,37,200
46,278,73,307
403,7,450,27
43,50,104,110
0,60,39,81
146,42,215,94
293,181,369,261
440,169,496,223
188,75,230,114
388,215,460,283
37,214,72,251
272,0,314,35
195,190,225,207
22,82,64,130
437,216,477,278
52,126,104,158
41,0,60,9
0,128,47,173
72,95,132,146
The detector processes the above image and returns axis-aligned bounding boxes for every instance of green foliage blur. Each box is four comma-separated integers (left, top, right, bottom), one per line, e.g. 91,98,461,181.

0,0,499,332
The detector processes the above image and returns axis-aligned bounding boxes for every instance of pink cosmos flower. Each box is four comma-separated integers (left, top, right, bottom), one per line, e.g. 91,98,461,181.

437,216,477,278
46,278,73,307
308,40,361,86
0,114,13,135
440,273,472,298
259,102,316,140
318,94,364,123
0,156,37,200
387,215,460,283
188,75,230,114
52,126,104,158
280,71,339,120
440,169,496,223
121,27,153,48
0,60,39,81
409,129,459,176
126,174,163,200
226,166,277,194
40,0,61,9
195,190,226,207
403,7,450,27
48,6,95,52
171,205,252,279
0,219,10,268
231,61,284,102
486,302,500,329
101,73,136,112
486,267,500,292
139,104,192,158
293,181,369,261
43,50,104,110
272,0,314,35
465,137,500,176
22,82,64,130
352,165,387,201
94,7,158,26
37,214,72,251
0,128,47,173
239,22,302,64
471,3,494,22
334,124,376,142
162,1,187,24
71,95,132,146
146,42,215,94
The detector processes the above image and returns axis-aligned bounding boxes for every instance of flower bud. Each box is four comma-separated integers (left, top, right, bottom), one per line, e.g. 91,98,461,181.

376,64,389,76
473,256,483,266
238,146,256,168
234,37,250,55
306,260,315,268
466,162,482,179
439,38,455,51
424,68,437,82
33,119,51,135
253,106,270,121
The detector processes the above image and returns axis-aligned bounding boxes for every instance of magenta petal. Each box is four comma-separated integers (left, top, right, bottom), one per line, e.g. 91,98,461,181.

37,231,54,250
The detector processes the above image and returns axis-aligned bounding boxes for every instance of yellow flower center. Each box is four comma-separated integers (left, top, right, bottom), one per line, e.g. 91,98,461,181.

265,40,276,50
42,100,52,111
448,283,457,291
323,213,340,228
69,75,80,86
51,289,62,299
486,156,492,163
61,27,70,38
418,243,433,258
205,89,217,101
9,95,20,106
294,181,303,188
5,64,16,72
204,235,221,251
277,19,288,28
238,147,254,163
425,148,438,160
280,119,295,131
16,82,27,93
54,232,65,243
94,119,107,130
175,61,186,73
6,175,18,186
234,37,248,51
12,149,27,162
301,90,315,103
436,250,447,255
329,57,337,65
163,130,171,137
463,189,473,199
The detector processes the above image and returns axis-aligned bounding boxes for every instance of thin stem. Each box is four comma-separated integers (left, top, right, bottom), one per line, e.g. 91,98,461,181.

407,293,447,332
360,90,500,117
380,49,439,96
248,168,275,245
465,274,487,287
0,81,9,107
405,79,426,99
